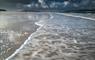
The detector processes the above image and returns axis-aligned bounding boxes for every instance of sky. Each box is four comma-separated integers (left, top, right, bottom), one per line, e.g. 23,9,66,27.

0,0,94,11
0,0,31,11
0,0,66,10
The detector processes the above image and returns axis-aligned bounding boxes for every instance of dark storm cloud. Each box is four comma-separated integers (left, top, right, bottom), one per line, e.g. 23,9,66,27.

7,0,31,4
0,0,31,4
0,0,95,11
0,0,32,11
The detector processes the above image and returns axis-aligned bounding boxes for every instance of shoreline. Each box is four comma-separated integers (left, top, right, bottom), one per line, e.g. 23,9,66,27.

6,20,42,60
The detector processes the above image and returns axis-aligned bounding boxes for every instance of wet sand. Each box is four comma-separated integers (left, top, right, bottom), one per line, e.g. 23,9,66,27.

0,12,40,60
6,13,95,60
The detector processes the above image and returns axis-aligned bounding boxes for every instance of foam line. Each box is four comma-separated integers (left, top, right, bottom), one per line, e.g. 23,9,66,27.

57,13,95,21
6,21,43,60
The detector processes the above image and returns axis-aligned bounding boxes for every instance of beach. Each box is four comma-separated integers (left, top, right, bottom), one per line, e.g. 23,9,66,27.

5,12,95,60
0,12,40,60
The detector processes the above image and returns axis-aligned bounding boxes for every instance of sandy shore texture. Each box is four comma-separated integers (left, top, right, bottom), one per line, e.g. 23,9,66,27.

5,13,95,60
0,12,42,60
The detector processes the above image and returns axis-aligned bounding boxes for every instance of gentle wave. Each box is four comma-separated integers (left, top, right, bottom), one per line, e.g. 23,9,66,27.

6,20,42,60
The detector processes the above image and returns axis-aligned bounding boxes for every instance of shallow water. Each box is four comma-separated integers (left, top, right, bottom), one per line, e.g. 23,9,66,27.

0,12,95,60
0,12,40,60
5,13,95,60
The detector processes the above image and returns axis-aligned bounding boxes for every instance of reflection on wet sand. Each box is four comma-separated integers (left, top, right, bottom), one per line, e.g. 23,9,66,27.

6,13,95,60
0,12,39,60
